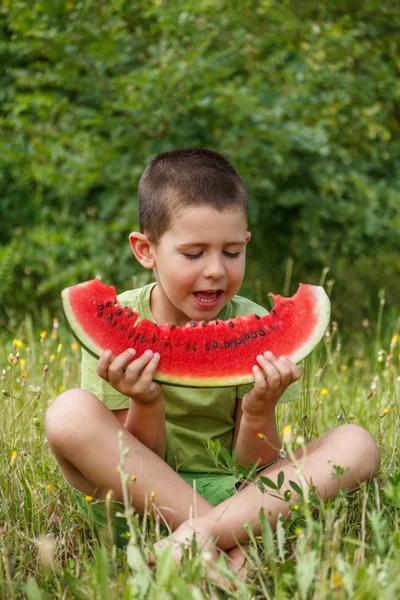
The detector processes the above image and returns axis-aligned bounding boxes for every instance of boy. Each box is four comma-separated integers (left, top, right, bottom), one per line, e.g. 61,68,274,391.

46,148,380,569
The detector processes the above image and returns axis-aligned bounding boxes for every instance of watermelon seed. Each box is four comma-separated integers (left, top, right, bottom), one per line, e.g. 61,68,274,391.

107,314,113,320
164,341,170,347
116,310,122,316
113,322,117,327
252,332,257,338
229,321,234,328
186,344,191,350
213,341,218,348
120,326,125,332
152,335,157,343
202,321,207,326
170,325,176,329
106,302,112,307
98,312,103,317
259,330,265,336
141,336,146,342
245,333,250,339
128,332,133,338
271,310,276,315
255,314,260,320
215,320,219,325
236,339,243,345
224,341,231,348
193,344,197,351
128,311,134,317
191,320,197,327
206,343,211,350
98,305,104,310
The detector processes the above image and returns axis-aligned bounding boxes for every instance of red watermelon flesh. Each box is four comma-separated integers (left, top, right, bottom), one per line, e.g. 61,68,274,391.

62,279,330,387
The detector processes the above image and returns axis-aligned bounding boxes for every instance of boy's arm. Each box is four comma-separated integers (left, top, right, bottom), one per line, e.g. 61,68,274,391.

233,351,301,468
232,399,281,467
98,348,166,459
124,397,166,459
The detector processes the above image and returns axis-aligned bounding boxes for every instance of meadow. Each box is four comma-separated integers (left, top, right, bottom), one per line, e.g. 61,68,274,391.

0,289,399,600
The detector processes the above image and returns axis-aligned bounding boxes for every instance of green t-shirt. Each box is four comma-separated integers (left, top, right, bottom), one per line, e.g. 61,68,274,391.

81,283,300,474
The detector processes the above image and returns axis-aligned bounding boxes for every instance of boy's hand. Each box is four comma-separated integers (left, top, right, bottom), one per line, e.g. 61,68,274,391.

242,351,301,418
97,348,162,404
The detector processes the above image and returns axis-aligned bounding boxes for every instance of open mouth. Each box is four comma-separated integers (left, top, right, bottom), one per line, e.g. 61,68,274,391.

193,290,222,306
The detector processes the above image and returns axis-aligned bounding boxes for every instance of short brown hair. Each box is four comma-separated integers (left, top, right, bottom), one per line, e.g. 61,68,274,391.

138,148,248,243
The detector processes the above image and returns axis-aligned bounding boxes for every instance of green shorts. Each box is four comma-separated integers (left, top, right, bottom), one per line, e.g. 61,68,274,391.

74,471,241,548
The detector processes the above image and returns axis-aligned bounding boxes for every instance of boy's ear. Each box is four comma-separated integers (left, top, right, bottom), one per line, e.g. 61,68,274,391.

245,231,252,244
129,232,156,269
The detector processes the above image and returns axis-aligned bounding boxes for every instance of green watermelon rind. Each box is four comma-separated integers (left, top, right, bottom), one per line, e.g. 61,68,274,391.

62,283,331,388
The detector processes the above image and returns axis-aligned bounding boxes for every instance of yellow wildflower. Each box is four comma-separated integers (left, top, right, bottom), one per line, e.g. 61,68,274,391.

151,491,156,501
46,484,52,493
21,373,27,379
13,339,24,349
282,425,292,443
391,334,399,344
320,388,328,396
257,432,264,439
57,343,62,354
50,354,55,362
355,360,364,368
71,343,79,352
11,450,17,464
340,364,347,371
381,407,390,417
40,331,47,340
131,475,136,482
85,495,93,503
59,385,65,393
19,358,26,368
293,505,299,511
349,413,355,420
332,572,342,588
295,527,302,535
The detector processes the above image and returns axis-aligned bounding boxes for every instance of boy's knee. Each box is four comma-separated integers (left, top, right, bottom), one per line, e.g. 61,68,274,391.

338,423,381,474
45,388,101,451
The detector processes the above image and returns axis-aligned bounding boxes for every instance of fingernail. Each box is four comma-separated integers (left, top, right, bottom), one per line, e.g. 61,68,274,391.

128,348,136,355
153,353,160,360
264,351,273,358
144,349,153,357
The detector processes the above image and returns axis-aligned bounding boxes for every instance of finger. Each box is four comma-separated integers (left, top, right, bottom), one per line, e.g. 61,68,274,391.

252,365,268,393
107,348,136,384
96,350,113,380
266,355,294,388
280,357,302,382
122,349,155,382
256,354,281,389
126,352,160,389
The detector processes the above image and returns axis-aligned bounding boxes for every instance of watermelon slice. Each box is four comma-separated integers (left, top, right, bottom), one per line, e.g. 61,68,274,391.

62,280,330,387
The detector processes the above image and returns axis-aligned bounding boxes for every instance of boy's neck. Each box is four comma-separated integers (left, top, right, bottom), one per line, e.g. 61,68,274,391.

150,283,189,327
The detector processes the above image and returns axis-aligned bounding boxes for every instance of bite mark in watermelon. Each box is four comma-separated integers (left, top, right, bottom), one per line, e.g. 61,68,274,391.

62,280,330,387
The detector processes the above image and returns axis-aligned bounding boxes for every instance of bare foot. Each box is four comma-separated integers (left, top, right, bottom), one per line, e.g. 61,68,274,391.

151,520,218,565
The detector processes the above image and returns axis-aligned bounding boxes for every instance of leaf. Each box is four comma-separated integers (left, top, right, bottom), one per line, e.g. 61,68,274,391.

296,551,317,599
276,516,286,562
259,476,278,490
259,509,275,557
277,470,285,490
289,480,304,497
24,578,43,600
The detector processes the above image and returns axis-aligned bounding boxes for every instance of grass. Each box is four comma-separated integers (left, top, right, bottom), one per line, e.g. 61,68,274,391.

0,306,399,599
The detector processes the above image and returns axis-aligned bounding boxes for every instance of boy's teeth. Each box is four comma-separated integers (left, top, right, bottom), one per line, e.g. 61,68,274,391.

195,291,220,303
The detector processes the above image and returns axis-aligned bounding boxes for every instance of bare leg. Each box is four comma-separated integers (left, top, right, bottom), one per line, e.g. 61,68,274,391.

45,389,214,531
156,424,380,554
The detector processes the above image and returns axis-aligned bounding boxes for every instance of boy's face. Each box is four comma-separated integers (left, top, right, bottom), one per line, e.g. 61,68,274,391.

147,206,251,326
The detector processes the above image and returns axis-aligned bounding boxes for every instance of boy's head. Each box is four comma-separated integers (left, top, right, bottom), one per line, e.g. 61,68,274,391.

138,147,248,243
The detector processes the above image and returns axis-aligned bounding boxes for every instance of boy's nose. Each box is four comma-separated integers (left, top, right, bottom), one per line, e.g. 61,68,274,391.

203,256,225,279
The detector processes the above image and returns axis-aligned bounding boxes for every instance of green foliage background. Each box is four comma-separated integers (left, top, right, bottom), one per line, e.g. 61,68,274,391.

1,0,399,330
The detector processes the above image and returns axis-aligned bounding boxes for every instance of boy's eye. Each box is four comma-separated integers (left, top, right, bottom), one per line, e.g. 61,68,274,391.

184,252,203,260
183,251,241,260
